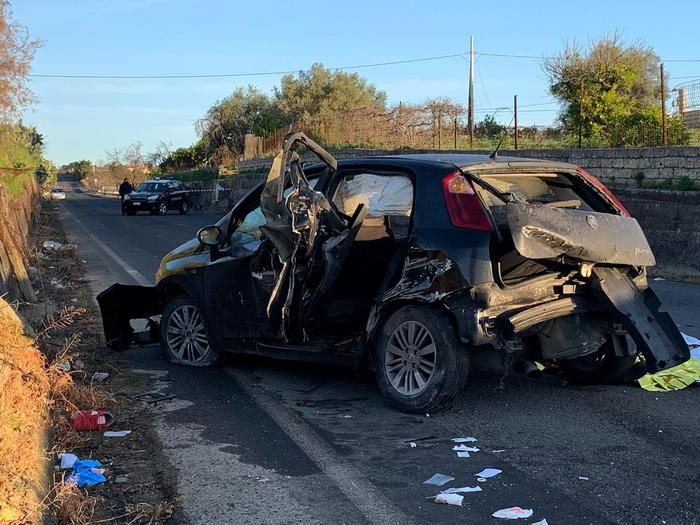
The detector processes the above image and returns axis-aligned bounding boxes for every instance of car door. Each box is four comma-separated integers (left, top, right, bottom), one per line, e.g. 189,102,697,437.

259,132,367,340
200,199,277,348
166,181,183,209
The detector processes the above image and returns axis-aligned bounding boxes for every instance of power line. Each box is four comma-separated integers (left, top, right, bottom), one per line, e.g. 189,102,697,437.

28,49,700,80
29,52,468,79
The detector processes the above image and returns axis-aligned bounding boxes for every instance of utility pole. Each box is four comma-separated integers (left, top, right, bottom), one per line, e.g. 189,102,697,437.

468,35,474,148
578,79,584,149
660,63,667,146
513,95,518,150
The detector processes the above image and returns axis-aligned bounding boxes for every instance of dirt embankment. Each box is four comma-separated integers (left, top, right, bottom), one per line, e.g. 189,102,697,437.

0,172,40,302
1,195,178,524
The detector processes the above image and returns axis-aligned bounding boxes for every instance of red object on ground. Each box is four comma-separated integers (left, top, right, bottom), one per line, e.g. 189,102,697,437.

70,410,113,431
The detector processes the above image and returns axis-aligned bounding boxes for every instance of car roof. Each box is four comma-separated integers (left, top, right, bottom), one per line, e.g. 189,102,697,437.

334,153,578,172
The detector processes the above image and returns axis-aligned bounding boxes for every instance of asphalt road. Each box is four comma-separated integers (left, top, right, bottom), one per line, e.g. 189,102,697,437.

57,188,700,525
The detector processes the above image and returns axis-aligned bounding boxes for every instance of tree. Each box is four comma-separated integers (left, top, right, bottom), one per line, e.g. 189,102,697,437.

158,143,207,172
0,1,41,121
64,160,92,180
475,114,505,139
196,85,286,165
275,63,387,132
543,33,676,146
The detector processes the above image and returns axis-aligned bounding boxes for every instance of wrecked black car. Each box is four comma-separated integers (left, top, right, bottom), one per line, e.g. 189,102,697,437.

98,132,689,412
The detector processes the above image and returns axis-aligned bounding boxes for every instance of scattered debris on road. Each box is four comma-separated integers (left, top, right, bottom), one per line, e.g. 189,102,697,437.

492,506,534,520
423,473,455,486
66,458,107,488
441,486,482,494
58,453,78,470
104,430,132,438
42,239,76,252
70,410,113,431
451,437,478,443
475,468,502,479
91,372,109,383
434,493,463,506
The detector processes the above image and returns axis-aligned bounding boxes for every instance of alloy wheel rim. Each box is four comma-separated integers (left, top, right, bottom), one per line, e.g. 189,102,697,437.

166,304,210,363
159,202,167,214
384,320,436,396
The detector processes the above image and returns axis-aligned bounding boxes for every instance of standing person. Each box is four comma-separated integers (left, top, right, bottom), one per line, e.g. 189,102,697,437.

191,181,203,211
118,177,133,215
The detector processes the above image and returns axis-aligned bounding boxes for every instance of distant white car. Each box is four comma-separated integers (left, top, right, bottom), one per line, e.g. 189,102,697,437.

50,188,66,200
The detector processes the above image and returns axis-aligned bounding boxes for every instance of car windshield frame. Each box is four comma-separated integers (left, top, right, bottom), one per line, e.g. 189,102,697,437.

136,182,166,193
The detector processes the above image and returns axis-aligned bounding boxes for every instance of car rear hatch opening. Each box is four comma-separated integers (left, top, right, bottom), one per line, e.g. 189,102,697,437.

464,167,689,374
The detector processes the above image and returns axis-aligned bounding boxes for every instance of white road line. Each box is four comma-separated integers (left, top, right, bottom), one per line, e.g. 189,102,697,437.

225,367,415,525
59,201,153,286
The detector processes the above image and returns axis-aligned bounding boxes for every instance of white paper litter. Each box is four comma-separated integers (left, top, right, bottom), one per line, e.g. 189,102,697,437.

423,473,455,486
451,437,478,443
682,332,700,361
452,445,480,452
58,453,78,469
104,430,132,438
530,519,549,525
441,486,482,494
492,449,506,453
91,372,109,383
456,451,470,458
578,476,589,480
434,493,463,506
409,442,417,448
492,507,534,519
475,468,502,478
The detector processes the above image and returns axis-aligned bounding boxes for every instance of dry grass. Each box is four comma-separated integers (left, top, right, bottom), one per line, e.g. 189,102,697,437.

0,300,50,523
52,482,99,525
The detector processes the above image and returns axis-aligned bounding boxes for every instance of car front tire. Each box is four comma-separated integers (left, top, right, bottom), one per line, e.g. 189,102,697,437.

375,306,469,413
160,295,218,367
179,201,189,214
158,201,168,215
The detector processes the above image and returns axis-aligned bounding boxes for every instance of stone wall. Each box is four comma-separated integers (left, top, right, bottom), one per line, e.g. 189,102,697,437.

615,189,700,281
239,146,700,188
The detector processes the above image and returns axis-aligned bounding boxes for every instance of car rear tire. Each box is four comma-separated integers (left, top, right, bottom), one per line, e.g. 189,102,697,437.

179,201,189,215
158,201,168,215
559,340,637,385
160,295,218,367
375,306,469,413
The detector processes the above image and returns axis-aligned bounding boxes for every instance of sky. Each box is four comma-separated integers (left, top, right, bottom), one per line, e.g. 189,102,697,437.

14,0,700,165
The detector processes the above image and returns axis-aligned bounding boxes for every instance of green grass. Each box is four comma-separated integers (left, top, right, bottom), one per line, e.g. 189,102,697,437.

162,168,220,182
0,171,32,197
639,176,700,191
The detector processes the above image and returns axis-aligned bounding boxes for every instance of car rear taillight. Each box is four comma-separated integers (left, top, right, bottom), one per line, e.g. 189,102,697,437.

442,171,493,231
576,167,631,217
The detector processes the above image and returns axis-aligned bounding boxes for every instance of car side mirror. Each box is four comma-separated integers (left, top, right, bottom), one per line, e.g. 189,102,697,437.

197,225,223,247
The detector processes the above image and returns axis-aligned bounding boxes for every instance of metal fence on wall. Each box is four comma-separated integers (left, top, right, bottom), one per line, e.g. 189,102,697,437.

674,79,700,129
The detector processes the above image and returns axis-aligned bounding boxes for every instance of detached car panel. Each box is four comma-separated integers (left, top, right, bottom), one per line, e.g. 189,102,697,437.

98,134,690,412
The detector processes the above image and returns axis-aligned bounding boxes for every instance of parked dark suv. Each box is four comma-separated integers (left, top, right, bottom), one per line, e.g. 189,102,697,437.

98,133,689,412
123,179,190,215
